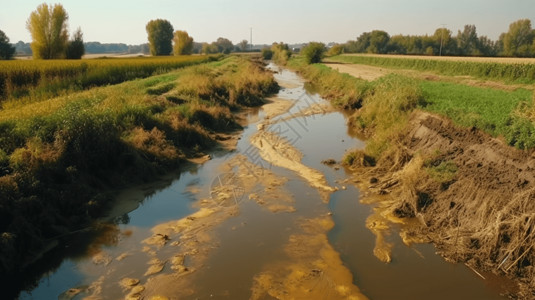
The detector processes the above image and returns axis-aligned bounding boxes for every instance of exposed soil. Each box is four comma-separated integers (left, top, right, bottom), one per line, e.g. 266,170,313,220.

350,110,535,298
324,60,534,91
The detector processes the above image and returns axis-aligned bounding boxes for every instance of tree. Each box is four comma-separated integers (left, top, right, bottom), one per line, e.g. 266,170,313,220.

503,19,534,57
146,19,174,56
173,30,193,55
201,42,218,54
66,27,84,59
26,3,69,59
214,37,234,54
301,42,326,64
354,32,371,53
433,28,455,55
457,25,478,56
238,39,249,52
476,35,497,56
0,30,15,60
368,30,390,53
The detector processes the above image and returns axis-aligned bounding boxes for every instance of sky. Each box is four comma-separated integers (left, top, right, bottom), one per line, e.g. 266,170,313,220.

0,0,534,45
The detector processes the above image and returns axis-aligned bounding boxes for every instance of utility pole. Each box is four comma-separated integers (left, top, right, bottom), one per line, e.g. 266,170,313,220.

250,27,253,51
439,23,446,56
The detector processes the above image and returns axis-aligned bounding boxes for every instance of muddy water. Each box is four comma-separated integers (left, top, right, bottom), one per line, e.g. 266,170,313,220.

17,65,507,299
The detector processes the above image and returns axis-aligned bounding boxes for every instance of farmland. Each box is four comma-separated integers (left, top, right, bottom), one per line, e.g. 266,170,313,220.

330,54,535,84
0,55,216,105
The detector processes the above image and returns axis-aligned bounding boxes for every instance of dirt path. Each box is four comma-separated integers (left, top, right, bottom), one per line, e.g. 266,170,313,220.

324,59,534,91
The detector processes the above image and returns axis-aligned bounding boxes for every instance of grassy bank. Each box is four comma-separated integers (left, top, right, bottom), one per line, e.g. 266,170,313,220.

288,56,535,297
0,55,216,105
0,55,278,283
288,56,534,154
330,54,535,84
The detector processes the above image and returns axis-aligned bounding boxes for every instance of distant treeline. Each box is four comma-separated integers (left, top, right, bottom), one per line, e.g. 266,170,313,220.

340,19,535,57
14,41,151,56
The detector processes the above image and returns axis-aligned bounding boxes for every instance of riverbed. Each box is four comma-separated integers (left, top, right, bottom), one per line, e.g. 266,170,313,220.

17,64,508,300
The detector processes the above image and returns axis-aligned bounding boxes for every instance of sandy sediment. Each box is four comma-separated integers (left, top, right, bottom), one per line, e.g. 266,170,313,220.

251,216,369,300
251,130,335,198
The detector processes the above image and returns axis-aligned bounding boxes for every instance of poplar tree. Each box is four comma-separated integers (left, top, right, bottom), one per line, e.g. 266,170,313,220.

26,3,69,59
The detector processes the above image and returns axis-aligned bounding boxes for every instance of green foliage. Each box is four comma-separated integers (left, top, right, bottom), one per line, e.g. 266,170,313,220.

327,44,344,56
368,30,391,54
146,19,174,56
26,3,69,59
214,37,234,54
330,55,535,84
173,30,194,55
301,42,326,64
261,47,273,60
503,19,534,57
0,30,15,60
65,27,85,59
271,42,291,65
425,160,458,183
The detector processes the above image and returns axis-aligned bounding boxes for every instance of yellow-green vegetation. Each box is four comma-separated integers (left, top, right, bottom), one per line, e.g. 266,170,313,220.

0,55,277,278
0,55,215,104
288,55,534,157
330,54,535,84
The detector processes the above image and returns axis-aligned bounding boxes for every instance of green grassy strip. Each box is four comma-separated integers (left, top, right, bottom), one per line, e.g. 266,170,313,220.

288,56,535,153
420,81,534,148
330,55,535,84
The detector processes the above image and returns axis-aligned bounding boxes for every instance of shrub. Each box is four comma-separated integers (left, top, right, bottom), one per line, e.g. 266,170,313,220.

301,42,326,64
261,48,273,60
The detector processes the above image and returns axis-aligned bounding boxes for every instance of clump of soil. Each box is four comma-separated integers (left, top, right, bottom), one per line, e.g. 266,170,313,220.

352,111,535,297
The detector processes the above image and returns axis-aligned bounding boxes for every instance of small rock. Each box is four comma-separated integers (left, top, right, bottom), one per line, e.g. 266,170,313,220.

341,186,347,190
321,158,337,166
120,277,140,288
370,177,378,184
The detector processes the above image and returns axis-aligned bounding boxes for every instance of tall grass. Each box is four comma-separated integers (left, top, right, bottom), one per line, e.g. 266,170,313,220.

0,55,217,104
0,55,278,281
330,55,535,84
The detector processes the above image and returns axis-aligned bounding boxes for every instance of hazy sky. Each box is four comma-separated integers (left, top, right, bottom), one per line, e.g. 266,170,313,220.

1,0,534,45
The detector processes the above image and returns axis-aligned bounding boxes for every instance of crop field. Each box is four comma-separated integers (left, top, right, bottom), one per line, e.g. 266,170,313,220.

0,55,216,105
330,54,535,84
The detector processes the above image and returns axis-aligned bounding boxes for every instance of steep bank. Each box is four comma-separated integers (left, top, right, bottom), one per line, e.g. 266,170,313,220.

354,111,535,297
288,57,535,298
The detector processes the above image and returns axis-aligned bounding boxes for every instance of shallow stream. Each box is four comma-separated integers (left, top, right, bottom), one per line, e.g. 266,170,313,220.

17,64,508,300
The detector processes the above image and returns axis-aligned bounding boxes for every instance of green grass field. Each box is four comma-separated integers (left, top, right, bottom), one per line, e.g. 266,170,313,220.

330,54,535,84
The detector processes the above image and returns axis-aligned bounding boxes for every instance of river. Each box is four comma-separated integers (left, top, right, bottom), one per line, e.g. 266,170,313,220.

16,64,508,300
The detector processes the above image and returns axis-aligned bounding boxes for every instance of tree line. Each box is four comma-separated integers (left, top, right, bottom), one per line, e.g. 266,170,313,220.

342,19,535,57
0,3,253,60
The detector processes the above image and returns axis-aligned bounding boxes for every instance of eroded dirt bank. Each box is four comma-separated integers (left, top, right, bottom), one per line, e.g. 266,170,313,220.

352,110,535,298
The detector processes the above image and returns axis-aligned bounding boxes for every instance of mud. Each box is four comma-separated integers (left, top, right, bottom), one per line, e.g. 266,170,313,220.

351,111,535,297
251,216,369,300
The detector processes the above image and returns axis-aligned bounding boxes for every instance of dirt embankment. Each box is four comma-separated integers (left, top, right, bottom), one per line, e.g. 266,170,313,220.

353,110,535,297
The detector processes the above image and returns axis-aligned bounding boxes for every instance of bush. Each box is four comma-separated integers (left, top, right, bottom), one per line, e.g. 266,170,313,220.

301,42,326,64
261,48,273,60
